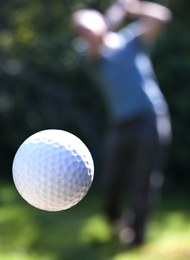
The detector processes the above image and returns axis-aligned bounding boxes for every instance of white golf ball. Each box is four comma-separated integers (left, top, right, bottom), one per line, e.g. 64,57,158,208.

12,129,94,211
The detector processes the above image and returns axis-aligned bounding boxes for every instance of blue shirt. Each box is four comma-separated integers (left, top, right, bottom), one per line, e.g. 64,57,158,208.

82,22,168,124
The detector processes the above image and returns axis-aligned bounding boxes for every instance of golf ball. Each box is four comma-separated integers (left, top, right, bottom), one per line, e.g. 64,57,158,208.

12,129,94,211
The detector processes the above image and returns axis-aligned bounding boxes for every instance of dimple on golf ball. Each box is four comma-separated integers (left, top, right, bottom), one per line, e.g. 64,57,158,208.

12,129,94,211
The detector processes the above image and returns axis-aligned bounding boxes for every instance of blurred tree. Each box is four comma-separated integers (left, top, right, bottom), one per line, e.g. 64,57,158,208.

152,0,190,193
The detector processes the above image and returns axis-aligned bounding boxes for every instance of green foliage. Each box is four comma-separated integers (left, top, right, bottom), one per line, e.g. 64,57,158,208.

152,0,190,190
0,0,112,71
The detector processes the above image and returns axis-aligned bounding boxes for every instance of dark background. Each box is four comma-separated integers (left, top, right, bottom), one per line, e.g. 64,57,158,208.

0,0,189,196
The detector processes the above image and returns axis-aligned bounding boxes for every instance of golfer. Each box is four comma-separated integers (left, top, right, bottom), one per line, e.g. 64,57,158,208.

72,0,172,245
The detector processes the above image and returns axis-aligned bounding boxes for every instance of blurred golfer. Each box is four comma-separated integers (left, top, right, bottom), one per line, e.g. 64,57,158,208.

72,0,172,246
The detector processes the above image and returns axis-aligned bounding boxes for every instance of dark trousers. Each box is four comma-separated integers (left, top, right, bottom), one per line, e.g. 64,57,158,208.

101,112,171,243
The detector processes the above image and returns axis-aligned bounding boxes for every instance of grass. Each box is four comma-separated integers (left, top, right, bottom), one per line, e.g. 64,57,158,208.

0,182,190,260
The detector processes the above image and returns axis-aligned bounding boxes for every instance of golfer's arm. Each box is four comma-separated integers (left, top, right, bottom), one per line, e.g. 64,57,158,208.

105,0,172,40
125,1,173,41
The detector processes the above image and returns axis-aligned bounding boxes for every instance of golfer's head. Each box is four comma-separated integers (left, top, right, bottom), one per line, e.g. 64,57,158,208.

72,9,108,44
